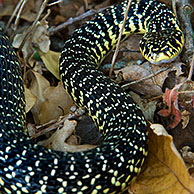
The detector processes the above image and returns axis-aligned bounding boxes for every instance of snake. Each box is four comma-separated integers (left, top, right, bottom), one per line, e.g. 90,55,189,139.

0,0,184,193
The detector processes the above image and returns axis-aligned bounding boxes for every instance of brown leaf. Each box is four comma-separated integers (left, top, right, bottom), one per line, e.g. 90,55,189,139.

0,4,14,17
12,18,50,58
129,92,157,122
159,89,177,116
39,50,60,79
115,64,163,96
20,0,42,22
115,61,183,97
27,71,50,124
130,124,194,194
181,110,191,129
24,86,36,113
27,70,73,124
39,82,73,124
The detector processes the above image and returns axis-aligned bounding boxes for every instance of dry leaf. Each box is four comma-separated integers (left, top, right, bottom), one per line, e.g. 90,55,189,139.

181,146,194,165
42,119,96,152
32,20,50,53
0,0,42,22
159,88,181,128
116,64,163,96
39,82,73,124
115,62,184,97
25,69,68,151
24,86,36,113
12,31,33,59
59,0,83,19
121,34,144,62
0,5,14,17
130,124,194,194
12,19,50,58
159,81,194,129
20,0,42,22
27,71,50,124
39,50,60,79
27,71,73,124
181,110,191,129
129,91,157,122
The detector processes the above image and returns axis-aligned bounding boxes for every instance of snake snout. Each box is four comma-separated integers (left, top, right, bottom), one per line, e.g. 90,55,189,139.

139,28,184,65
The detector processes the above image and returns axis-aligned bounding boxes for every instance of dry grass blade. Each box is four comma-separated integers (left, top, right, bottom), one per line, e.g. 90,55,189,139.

18,0,49,52
187,52,194,80
5,0,28,33
109,0,132,77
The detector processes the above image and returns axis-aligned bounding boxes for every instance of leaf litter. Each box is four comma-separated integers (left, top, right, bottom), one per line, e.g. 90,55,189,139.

1,0,194,193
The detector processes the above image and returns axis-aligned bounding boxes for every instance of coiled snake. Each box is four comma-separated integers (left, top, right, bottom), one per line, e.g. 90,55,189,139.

0,0,184,193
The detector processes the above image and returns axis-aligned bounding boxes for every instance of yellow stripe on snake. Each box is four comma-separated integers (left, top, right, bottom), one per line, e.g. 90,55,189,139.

0,0,184,193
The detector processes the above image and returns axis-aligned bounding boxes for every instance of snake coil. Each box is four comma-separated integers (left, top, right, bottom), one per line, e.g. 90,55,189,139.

0,0,183,193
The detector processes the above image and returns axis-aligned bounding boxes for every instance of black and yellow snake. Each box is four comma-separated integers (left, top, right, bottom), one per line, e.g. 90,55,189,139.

0,0,184,193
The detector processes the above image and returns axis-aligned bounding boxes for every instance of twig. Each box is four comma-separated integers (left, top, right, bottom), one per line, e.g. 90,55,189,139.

172,0,178,23
18,0,49,52
187,52,194,80
176,0,194,63
109,0,132,77
48,7,107,35
5,0,28,33
41,9,51,23
14,0,28,32
84,0,88,10
32,117,67,139
122,66,169,89
48,0,63,6
178,90,194,94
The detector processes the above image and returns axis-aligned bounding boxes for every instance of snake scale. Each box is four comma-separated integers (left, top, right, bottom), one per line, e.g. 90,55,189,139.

0,0,184,193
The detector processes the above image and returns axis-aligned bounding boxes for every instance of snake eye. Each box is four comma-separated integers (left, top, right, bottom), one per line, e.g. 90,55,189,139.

139,28,184,65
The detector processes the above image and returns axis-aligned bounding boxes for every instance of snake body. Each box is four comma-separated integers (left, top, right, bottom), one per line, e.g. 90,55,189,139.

0,0,184,193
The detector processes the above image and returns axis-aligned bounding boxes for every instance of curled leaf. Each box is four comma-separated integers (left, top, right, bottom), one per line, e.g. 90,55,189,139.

159,88,181,128
130,124,194,194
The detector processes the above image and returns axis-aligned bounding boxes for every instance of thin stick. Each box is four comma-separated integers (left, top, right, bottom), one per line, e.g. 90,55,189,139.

13,0,28,32
5,0,28,32
48,0,62,6
122,66,169,89
84,0,89,10
187,52,194,80
18,0,49,52
48,7,107,35
109,0,132,77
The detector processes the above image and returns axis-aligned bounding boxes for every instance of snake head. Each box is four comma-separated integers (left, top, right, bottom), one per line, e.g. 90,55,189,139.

139,28,184,65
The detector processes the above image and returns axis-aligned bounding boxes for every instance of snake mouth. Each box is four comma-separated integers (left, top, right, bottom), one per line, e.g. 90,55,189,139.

139,28,184,65
146,52,181,65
